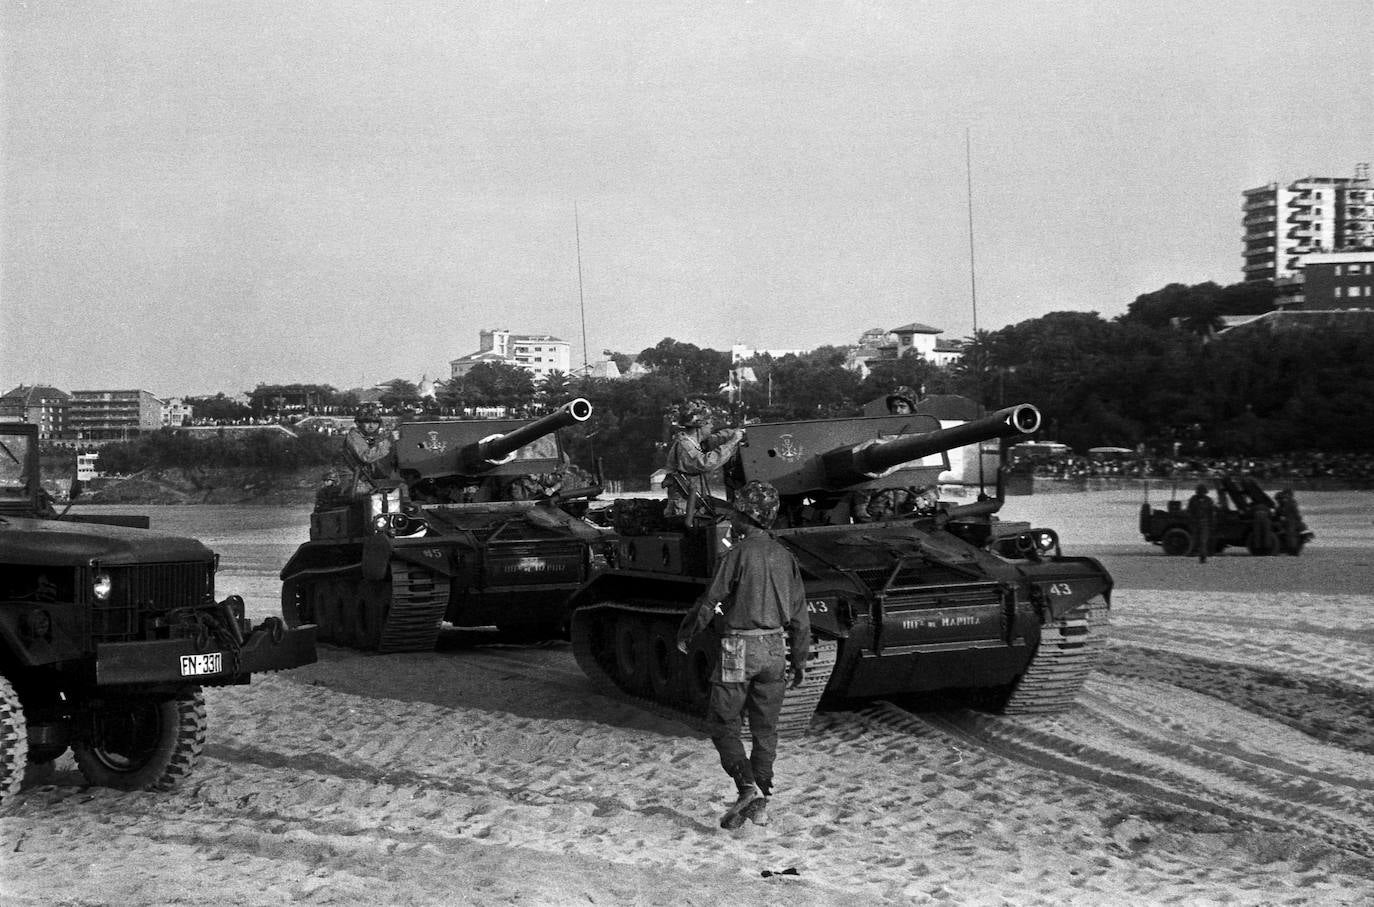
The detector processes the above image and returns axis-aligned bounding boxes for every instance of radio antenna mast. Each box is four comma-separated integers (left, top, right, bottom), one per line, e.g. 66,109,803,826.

574,202,590,375
966,128,990,495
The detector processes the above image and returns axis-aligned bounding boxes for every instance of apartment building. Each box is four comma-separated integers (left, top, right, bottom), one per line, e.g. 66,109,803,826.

450,329,572,380
0,384,71,439
68,389,164,441
1243,164,1374,283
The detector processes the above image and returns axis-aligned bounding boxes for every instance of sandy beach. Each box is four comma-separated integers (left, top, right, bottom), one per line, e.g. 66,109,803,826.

2,489,1372,905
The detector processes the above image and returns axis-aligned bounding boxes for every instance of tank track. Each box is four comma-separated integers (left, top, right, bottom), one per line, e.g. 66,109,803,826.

377,560,451,653
569,600,837,739
290,561,449,653
998,596,1110,714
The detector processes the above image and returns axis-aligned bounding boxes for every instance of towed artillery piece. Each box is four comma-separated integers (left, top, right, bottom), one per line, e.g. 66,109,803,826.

572,403,1112,736
280,399,614,652
1139,474,1312,556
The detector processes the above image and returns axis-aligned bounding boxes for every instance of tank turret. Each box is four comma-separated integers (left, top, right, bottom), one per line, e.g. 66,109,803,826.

398,398,592,480
282,397,607,654
739,403,1041,496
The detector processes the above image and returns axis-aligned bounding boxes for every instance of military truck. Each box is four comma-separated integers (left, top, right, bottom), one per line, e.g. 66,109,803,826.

1139,475,1312,556
571,403,1113,736
0,422,317,807
280,399,614,652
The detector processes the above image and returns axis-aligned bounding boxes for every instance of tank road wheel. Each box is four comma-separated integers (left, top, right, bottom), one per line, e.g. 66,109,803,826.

309,581,340,645
354,579,390,651
73,688,207,791
1161,527,1192,557
684,635,715,712
647,620,684,704
1,674,27,808
613,615,652,694
281,578,312,627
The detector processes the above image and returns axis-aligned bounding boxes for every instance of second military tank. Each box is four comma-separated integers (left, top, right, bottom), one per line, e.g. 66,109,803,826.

570,402,1112,735
280,399,614,652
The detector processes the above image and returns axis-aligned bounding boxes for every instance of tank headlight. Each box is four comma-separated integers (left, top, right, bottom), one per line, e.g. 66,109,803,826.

1034,530,1058,554
372,514,392,534
93,571,113,601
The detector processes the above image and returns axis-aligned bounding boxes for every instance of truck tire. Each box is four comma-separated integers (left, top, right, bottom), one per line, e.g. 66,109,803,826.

1161,527,1192,556
73,688,207,792
0,674,27,808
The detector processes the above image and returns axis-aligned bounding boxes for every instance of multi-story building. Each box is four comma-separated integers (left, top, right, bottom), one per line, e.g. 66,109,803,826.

844,322,964,376
450,329,572,380
68,389,164,441
1243,164,1374,283
0,384,71,439
1297,250,1374,310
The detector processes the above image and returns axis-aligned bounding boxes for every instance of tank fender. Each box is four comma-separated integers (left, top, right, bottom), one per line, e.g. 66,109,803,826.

1026,557,1112,620
571,570,706,610
804,595,850,639
0,600,86,667
388,544,459,579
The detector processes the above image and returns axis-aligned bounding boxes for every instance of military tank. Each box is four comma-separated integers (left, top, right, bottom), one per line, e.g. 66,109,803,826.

280,399,613,652
571,403,1112,736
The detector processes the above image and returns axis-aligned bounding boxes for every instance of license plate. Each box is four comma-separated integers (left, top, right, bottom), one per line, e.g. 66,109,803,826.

180,652,223,676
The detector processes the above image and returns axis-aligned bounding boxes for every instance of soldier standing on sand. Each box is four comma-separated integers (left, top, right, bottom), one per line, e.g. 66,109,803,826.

676,480,811,830
1186,483,1216,563
662,400,746,519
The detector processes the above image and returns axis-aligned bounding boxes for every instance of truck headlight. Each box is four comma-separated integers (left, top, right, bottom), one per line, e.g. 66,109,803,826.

93,571,113,601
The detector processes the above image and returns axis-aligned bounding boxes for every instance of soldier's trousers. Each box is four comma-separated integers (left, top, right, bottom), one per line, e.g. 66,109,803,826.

706,634,787,796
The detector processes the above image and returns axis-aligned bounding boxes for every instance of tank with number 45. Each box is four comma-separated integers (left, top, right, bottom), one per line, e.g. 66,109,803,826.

570,401,1112,736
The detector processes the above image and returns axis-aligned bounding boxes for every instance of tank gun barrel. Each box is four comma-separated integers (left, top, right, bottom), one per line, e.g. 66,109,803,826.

821,403,1041,484
461,398,592,470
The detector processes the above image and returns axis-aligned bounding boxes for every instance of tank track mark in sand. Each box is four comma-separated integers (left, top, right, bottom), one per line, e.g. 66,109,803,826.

570,601,836,739
998,597,1109,715
377,561,450,654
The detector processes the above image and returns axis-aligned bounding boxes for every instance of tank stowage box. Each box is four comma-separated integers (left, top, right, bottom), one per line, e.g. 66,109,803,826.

280,399,615,652
570,403,1112,736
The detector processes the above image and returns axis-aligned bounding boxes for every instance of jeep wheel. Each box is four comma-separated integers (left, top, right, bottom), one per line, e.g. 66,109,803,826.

0,674,27,808
73,688,207,791
1161,527,1193,556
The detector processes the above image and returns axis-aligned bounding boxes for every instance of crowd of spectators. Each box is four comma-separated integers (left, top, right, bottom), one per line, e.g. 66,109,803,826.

1018,451,1374,483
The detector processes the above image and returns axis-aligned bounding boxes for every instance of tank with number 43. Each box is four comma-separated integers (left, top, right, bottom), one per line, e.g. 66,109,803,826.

570,401,1112,736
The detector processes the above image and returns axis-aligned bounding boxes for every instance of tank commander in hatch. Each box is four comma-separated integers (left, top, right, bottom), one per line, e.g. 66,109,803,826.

662,399,745,519
851,386,931,523
675,480,810,830
339,403,402,497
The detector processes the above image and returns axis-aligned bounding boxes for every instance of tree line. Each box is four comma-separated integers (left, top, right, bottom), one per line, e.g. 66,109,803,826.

84,280,1374,484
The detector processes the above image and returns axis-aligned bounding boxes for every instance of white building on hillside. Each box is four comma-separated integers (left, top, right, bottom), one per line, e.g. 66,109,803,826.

450,329,572,380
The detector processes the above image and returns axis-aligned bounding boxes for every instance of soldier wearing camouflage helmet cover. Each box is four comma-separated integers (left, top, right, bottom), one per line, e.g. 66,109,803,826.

662,399,746,519
339,402,401,496
676,479,810,830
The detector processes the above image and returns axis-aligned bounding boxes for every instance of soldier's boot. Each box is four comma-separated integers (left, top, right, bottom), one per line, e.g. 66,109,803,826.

720,784,764,830
742,796,769,826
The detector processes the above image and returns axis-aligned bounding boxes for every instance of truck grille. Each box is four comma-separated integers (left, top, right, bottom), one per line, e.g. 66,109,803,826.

89,562,216,643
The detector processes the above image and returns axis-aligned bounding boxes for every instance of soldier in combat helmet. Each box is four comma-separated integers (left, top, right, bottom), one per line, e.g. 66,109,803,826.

676,480,811,830
340,403,401,496
662,399,746,519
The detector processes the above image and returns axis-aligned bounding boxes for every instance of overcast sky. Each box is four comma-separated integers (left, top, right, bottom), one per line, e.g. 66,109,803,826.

3,1,1372,398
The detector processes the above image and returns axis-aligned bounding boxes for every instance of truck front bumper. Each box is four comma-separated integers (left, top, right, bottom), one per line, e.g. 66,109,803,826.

95,621,318,687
